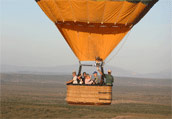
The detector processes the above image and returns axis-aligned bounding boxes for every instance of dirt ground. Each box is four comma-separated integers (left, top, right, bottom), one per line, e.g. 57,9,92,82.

1,73,171,119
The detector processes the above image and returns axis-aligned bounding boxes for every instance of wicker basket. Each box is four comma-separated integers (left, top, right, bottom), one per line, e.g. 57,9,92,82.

66,85,112,105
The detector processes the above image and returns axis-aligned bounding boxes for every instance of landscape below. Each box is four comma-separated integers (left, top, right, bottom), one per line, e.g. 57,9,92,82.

1,73,171,119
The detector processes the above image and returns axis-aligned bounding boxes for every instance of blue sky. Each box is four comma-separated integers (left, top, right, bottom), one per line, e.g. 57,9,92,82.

1,0,172,74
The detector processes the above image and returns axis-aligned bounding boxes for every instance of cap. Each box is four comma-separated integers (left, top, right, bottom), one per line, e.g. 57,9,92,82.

108,69,111,72
93,71,97,74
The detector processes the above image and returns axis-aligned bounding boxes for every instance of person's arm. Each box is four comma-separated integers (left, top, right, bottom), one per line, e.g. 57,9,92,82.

89,79,93,84
66,79,73,84
97,67,103,75
77,74,82,78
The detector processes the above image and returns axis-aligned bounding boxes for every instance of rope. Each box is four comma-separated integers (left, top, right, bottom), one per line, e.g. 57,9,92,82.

105,30,132,64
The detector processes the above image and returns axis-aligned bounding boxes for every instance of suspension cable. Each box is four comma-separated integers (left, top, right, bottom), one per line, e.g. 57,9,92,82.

105,30,132,64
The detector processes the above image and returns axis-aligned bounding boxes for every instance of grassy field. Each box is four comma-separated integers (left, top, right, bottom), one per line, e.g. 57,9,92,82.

1,73,171,119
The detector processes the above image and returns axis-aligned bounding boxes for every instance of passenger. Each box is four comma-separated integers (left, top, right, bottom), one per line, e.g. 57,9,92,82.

66,71,78,85
105,70,114,86
97,68,114,86
82,72,86,84
85,74,93,85
92,71,100,85
72,71,78,84
78,75,83,84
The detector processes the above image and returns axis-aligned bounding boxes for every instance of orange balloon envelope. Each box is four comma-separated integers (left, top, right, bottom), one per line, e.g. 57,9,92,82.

35,0,158,61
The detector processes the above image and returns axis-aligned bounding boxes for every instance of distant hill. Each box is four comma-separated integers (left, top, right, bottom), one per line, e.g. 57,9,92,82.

1,64,171,79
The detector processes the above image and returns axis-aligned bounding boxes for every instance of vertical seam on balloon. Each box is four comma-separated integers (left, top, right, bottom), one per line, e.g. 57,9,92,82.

104,31,118,61
101,1,107,24
88,33,91,60
62,29,88,61
66,30,83,60
71,30,82,60
87,0,90,60
101,34,104,60
96,30,100,59
125,2,141,26
44,0,57,22
68,0,76,22
76,31,81,60
53,0,64,21
102,34,108,61
61,26,85,61
40,1,56,22
94,33,97,58
92,33,97,59
87,0,90,23
114,1,126,25
80,32,84,60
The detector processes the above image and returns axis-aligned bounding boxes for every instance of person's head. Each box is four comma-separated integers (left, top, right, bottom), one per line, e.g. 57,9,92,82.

108,69,112,75
72,71,76,76
83,72,86,77
86,74,90,79
93,71,97,77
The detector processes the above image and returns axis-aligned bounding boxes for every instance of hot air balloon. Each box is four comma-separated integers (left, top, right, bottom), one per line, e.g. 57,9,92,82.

35,0,158,105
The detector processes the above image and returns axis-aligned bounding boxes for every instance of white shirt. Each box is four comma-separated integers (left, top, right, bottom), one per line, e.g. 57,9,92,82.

85,78,93,84
79,80,83,84
73,76,78,84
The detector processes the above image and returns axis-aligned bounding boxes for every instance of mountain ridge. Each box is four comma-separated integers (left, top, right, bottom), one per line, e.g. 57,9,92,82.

1,64,171,79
